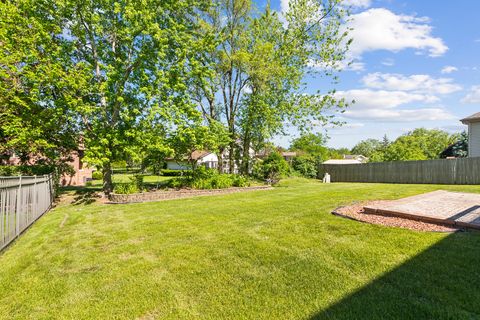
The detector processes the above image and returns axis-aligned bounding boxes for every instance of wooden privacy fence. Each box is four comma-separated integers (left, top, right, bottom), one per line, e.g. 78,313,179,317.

318,157,480,185
0,175,54,250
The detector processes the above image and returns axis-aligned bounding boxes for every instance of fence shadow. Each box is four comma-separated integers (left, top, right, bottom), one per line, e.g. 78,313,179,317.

310,232,480,319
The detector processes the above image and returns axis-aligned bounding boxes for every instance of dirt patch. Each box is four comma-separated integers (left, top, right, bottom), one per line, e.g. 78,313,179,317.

333,201,460,232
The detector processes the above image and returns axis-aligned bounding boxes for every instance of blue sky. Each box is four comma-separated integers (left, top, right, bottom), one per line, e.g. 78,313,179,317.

264,0,480,149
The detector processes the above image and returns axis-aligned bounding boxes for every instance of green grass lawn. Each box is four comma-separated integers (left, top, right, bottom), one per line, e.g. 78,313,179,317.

1,178,480,319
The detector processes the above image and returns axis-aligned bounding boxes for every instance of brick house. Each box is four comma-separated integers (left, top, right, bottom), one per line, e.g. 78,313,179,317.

7,148,93,186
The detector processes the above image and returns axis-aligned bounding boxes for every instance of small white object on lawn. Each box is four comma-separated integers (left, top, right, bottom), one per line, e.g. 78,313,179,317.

323,173,331,183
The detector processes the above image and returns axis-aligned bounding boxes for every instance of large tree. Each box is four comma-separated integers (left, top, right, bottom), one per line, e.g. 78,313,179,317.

60,0,211,194
1,0,212,194
351,139,382,158
191,0,351,174
0,1,83,166
371,128,457,162
290,132,329,158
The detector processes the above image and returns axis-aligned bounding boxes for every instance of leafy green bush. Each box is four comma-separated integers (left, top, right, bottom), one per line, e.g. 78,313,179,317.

256,152,290,184
232,175,250,187
0,164,56,176
112,175,145,194
113,183,139,194
164,169,250,190
160,169,192,176
292,155,318,178
92,171,103,180
131,174,144,191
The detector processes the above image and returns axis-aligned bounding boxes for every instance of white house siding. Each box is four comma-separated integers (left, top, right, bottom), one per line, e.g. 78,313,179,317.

199,153,218,169
469,123,480,157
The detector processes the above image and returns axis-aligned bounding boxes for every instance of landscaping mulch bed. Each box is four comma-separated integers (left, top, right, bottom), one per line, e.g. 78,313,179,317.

333,201,460,232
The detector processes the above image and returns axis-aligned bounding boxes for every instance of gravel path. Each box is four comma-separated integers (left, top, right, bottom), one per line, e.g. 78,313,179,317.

333,201,460,232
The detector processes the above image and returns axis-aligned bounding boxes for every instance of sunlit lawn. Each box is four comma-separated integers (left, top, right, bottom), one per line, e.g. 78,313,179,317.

1,178,479,319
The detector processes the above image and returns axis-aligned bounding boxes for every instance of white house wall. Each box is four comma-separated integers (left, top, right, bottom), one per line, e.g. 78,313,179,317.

198,153,218,163
469,123,480,157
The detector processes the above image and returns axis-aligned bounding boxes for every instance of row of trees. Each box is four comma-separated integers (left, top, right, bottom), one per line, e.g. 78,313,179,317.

0,0,352,194
276,128,467,179
351,128,467,162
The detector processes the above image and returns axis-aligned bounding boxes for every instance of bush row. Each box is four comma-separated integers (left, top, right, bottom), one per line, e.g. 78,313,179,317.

113,175,145,194
0,164,57,176
165,173,250,190
160,169,192,176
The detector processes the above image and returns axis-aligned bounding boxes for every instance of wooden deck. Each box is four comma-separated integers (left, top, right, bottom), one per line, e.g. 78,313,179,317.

364,190,480,229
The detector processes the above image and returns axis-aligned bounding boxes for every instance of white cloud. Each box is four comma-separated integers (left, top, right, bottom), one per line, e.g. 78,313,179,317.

343,0,372,8
308,59,365,72
440,66,458,74
335,89,439,110
334,88,455,122
344,108,455,122
280,0,289,13
381,58,395,66
281,0,371,14
461,85,480,104
348,8,448,58
361,73,462,95
438,125,466,133
324,121,365,129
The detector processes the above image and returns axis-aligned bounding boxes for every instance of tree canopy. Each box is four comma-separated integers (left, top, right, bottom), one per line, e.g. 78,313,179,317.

369,128,459,162
1,0,352,193
290,133,329,157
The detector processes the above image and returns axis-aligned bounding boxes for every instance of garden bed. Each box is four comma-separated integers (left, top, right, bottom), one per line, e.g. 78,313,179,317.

108,185,273,204
333,201,460,232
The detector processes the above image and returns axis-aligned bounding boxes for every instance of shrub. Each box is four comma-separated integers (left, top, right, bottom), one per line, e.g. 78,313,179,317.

259,152,290,184
160,169,192,176
0,164,56,176
92,171,103,180
113,183,139,194
232,175,250,187
131,174,144,191
164,171,250,190
292,155,318,178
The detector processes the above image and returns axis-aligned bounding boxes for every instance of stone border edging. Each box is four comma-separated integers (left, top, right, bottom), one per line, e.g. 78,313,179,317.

107,185,273,204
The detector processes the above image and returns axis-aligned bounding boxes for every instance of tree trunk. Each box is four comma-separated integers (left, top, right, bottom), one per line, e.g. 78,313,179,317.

102,162,113,196
241,135,251,175
228,141,235,174
216,148,225,174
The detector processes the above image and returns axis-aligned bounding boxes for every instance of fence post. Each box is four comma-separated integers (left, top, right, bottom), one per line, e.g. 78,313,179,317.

15,175,22,235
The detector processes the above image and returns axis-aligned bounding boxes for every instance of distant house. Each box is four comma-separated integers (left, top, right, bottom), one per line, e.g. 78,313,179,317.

166,151,219,170
7,148,93,186
281,152,297,162
323,159,362,164
60,149,94,186
323,154,368,165
343,154,368,163
461,112,480,157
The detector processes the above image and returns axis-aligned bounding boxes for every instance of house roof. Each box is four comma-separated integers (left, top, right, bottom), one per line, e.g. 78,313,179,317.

165,150,212,162
281,152,297,157
191,150,212,160
460,112,480,124
323,159,362,164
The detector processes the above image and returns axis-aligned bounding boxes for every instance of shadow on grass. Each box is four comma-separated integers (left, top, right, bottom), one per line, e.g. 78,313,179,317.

58,186,102,205
311,231,480,319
